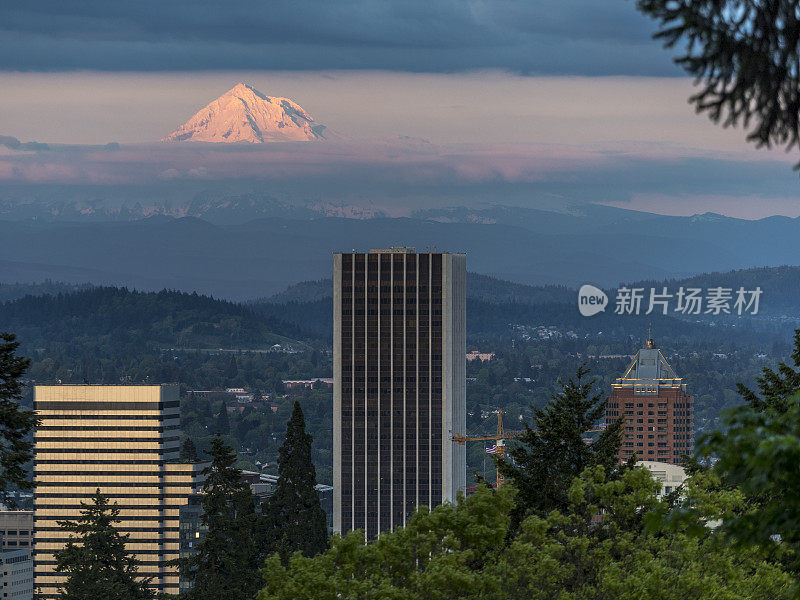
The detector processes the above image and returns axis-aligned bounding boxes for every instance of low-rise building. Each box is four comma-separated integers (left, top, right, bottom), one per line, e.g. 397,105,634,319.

638,460,688,497
282,379,333,390
1,549,33,600
0,512,33,552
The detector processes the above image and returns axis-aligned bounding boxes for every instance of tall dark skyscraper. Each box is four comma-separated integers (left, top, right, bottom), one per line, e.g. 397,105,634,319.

333,249,466,538
605,337,694,465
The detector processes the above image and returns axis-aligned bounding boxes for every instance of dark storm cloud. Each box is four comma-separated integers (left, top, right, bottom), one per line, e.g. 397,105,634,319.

0,0,678,74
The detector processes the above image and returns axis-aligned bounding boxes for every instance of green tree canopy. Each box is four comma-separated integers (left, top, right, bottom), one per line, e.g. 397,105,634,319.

258,483,514,600
692,330,800,577
737,329,800,413
54,489,154,600
216,405,230,436
0,331,37,505
177,434,260,600
226,356,239,381
261,401,327,564
700,392,800,573
180,437,199,463
258,466,793,600
497,365,623,527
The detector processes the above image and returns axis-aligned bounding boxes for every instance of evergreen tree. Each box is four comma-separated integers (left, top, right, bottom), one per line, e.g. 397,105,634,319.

177,434,259,600
216,405,230,435
261,401,327,564
737,328,800,413
54,489,153,600
225,355,239,381
180,437,199,462
497,365,623,528
695,333,800,574
636,0,800,169
700,394,800,574
0,332,37,505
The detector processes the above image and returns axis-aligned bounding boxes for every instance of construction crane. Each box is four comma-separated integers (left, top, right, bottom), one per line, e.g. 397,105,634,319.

451,409,606,488
451,409,522,487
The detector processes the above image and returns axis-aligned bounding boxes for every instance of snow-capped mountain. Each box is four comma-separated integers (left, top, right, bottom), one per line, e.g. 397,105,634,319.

162,83,328,143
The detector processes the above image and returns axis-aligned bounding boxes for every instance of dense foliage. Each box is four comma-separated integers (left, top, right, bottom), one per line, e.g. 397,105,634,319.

176,435,261,600
698,331,800,573
700,396,800,574
260,402,328,563
737,329,800,412
258,467,793,600
180,437,199,462
54,490,153,600
0,280,90,303
1,286,310,354
0,332,36,504
498,366,623,528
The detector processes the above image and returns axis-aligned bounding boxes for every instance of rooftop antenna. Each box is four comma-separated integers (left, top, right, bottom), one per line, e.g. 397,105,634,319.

646,325,656,349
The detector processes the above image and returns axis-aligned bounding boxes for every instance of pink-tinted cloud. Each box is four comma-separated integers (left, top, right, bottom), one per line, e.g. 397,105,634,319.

0,139,621,185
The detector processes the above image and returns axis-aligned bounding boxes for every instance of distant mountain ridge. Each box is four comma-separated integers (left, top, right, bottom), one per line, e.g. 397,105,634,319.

266,265,800,318
1,205,800,299
162,83,329,143
264,273,574,305
0,192,382,224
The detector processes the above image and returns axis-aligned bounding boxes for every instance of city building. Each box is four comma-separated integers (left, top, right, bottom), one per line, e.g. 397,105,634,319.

1,549,33,600
0,512,33,551
177,497,205,595
466,350,494,362
333,249,466,538
33,385,203,598
638,461,688,497
282,378,334,390
605,336,694,465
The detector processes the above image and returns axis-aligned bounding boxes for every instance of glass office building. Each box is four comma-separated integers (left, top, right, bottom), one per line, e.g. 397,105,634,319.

33,385,202,598
333,249,466,538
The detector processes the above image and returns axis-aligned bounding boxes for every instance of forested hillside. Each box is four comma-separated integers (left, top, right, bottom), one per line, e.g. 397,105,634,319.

2,286,310,350
1,286,334,480
1,287,326,402
3,275,795,487
0,280,90,303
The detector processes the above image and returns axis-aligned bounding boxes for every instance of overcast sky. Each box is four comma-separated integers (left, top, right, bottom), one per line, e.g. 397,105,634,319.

1,0,673,74
1,0,798,219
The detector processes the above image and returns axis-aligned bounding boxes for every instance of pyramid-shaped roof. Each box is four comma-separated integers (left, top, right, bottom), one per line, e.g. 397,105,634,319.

613,336,683,391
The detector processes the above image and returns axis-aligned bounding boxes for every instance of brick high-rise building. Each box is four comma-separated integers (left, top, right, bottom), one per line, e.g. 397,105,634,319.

333,249,466,539
605,337,694,465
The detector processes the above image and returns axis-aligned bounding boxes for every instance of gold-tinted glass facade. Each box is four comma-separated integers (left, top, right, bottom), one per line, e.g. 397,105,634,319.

33,385,202,598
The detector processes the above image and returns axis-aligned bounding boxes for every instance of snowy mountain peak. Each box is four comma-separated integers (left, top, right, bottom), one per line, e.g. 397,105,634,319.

162,83,328,143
